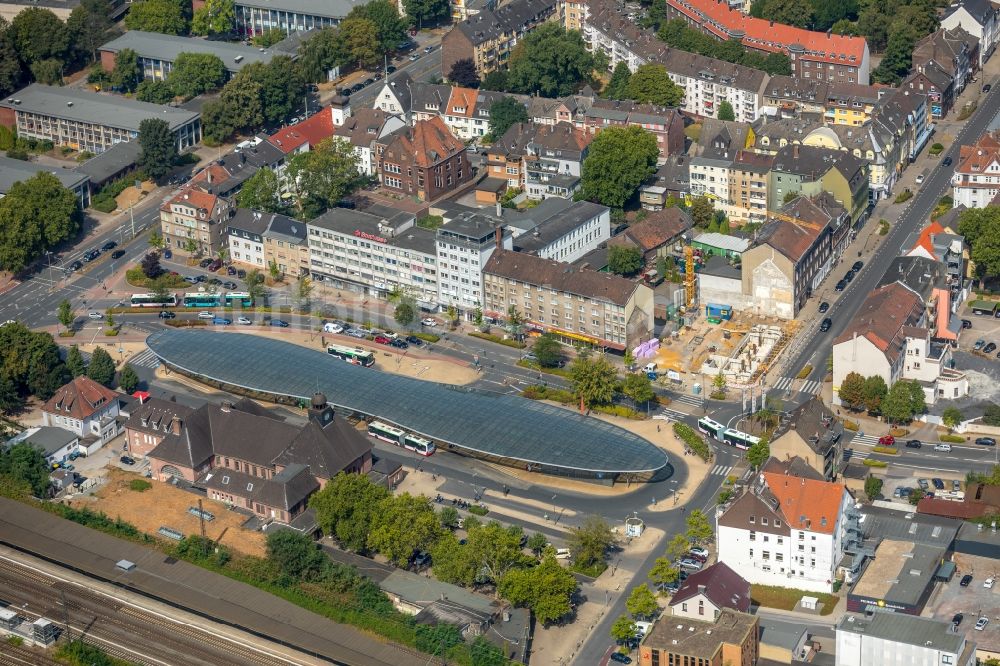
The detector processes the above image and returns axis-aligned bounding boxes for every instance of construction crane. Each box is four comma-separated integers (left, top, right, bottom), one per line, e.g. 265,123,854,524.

684,245,696,309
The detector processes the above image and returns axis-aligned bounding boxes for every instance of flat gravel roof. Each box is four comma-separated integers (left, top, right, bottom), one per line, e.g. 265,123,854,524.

146,330,668,475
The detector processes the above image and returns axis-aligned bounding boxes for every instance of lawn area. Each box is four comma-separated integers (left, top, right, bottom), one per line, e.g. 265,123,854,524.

751,584,838,615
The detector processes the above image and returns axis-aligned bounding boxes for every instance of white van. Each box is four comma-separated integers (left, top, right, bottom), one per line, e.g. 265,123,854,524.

934,443,952,452
323,322,343,334
635,621,653,637
916,169,928,185
555,548,572,560
644,362,658,373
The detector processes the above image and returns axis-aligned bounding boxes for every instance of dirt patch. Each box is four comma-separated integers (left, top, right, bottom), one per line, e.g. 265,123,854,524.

76,468,265,557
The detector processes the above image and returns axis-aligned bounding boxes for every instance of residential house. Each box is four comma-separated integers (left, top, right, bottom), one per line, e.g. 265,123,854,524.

768,144,870,224
606,207,693,264
124,396,194,459
11,427,81,466
875,86,933,165
483,121,591,200
904,220,966,298
823,82,882,127
639,156,690,209
716,471,855,593
41,376,121,446
760,455,826,481
902,61,956,119
740,193,850,319
668,562,751,620
661,0,871,83
440,0,559,76
762,75,830,116
482,249,654,350
688,119,755,223
263,211,310,278
638,609,759,666
836,612,976,666
187,135,285,200
728,150,773,224
332,107,406,177
307,208,439,306
912,27,979,95
147,394,372,524
0,84,201,154
768,396,844,481
939,0,999,66
951,129,1000,208
227,209,270,269
376,117,471,202
159,186,234,256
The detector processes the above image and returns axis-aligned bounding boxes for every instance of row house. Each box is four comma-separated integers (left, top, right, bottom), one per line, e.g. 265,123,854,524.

483,121,591,200
482,249,654,350
188,135,285,200
159,186,234,257
661,0,871,84
716,470,855,593
440,0,559,76
263,210,310,278
434,208,512,314
688,119,754,223
951,129,1000,208
307,208,439,306
902,60,957,119
375,117,472,202
939,0,999,67
767,143,869,225
728,149,773,224
227,209,269,269
580,0,769,122
912,27,979,95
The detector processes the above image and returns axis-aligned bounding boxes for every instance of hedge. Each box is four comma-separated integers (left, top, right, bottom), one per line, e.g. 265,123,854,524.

467,504,489,516
412,332,440,343
673,421,711,461
522,384,576,404
843,420,859,431
468,331,525,349
863,459,888,468
940,434,965,443
872,446,898,455
796,365,813,380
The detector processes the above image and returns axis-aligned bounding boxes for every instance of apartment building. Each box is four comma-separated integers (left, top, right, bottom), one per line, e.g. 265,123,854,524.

688,119,754,222
227,209,269,269
836,613,976,666
482,249,653,350
435,210,512,313
728,150,772,224
510,198,610,263
638,609,759,666
939,0,999,66
263,212,310,278
740,193,850,319
198,0,356,37
717,471,855,593
662,0,871,84
581,0,769,122
913,27,979,95
768,144,870,224
307,208,439,306
0,84,201,154
484,121,591,199
160,186,234,256
951,129,1000,208
98,30,296,82
376,117,471,202
441,0,559,76
769,397,844,481
903,61,956,119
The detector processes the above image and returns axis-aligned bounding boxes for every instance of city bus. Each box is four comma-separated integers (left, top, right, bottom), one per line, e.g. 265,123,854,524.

224,292,253,308
367,420,436,456
697,417,726,441
720,428,760,451
183,292,222,308
130,293,177,308
327,344,376,367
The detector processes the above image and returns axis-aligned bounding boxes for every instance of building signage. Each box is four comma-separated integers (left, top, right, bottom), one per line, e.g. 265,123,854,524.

354,230,387,243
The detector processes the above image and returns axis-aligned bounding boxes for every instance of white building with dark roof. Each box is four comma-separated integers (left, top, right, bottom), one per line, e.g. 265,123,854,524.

940,0,999,66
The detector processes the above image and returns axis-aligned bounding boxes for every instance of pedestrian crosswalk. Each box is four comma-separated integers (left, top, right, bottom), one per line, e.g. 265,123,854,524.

851,433,881,446
655,407,689,421
709,464,734,477
671,394,705,408
772,377,823,395
129,349,160,369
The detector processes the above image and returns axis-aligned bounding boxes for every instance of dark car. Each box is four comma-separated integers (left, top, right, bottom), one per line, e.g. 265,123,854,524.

953,613,964,627
835,279,847,292
102,240,118,251
270,319,290,328
237,269,247,279
844,270,855,282
977,437,998,446
406,335,424,346
390,339,409,349
222,281,237,290
120,455,135,466
818,302,830,313
961,574,974,587
820,318,832,332
69,260,83,271
363,78,374,86
158,310,176,319
110,250,125,260
227,266,237,276
985,342,997,354
852,260,864,271
386,65,397,73
963,319,973,329
933,478,945,490
206,277,222,286
905,439,922,448
337,88,351,98
199,258,214,268
610,654,632,664
83,249,100,262
208,259,223,272
350,83,364,93
193,274,206,283
943,156,953,166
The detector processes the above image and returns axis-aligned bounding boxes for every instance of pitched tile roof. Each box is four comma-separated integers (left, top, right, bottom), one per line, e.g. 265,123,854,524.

909,220,946,257
484,249,641,306
956,130,1000,174
762,472,848,535
669,562,751,613
446,86,478,118
43,377,119,421
332,108,393,147
267,110,335,155
913,27,978,79
755,193,846,263
383,116,464,168
833,282,924,364
125,397,194,437
760,455,825,481
616,207,693,252
163,186,224,215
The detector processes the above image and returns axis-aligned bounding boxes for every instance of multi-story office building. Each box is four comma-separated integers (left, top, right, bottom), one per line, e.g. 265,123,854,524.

435,210,512,313
307,208,440,306
482,249,654,350
510,199,611,263
0,84,201,154
196,0,358,37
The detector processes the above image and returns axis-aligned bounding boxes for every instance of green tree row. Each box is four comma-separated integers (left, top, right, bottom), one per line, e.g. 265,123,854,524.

0,171,81,274
838,372,926,425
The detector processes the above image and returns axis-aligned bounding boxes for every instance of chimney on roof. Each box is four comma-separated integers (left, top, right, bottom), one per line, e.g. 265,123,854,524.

793,144,799,158
171,416,182,435
496,201,503,218
495,224,504,252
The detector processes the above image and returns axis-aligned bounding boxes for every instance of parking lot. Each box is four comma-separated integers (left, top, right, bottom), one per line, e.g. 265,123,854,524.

928,552,1000,653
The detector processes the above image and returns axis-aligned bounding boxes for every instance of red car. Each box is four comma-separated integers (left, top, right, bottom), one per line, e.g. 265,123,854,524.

374,335,392,344
878,435,896,447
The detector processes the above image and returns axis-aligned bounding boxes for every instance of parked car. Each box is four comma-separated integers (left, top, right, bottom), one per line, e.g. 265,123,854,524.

374,335,392,344
110,250,125,260
193,275,206,283
977,437,998,446
390,339,409,349
270,319,290,327
406,335,424,346
818,302,830,313
878,435,895,447
963,319,973,329
844,270,856,283
409,53,421,61
237,269,247,279
975,339,987,350
689,547,709,559
158,311,176,319
212,317,231,325
227,266,237,276
208,259,223,271
424,45,434,53
222,281,237,290
934,443,952,452
346,328,366,338
120,455,135,465
819,318,832,332
206,277,222,286
852,260,864,271
102,240,117,251
905,439,922,448
943,156,953,166
835,280,847,292
986,343,998,354
197,311,214,319
953,613,964,627
977,617,989,631
199,258,214,268
961,574,974,587
933,478,945,490
237,316,252,325
323,322,344,333
609,654,632,664
678,558,703,571
917,478,930,490
686,550,708,563
953,480,962,492
421,317,438,326
986,577,995,589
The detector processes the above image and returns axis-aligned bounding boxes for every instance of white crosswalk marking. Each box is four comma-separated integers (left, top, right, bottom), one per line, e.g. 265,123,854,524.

800,380,822,394
672,394,704,408
129,349,160,368
772,377,821,395
709,464,733,476
773,377,793,391
852,434,881,445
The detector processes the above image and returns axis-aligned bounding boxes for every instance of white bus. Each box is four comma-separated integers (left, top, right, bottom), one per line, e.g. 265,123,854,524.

327,344,376,367
130,292,177,308
697,417,726,441
721,428,760,451
367,420,436,456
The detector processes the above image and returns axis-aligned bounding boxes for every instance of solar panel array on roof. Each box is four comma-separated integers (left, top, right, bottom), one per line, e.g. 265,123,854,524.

146,330,668,476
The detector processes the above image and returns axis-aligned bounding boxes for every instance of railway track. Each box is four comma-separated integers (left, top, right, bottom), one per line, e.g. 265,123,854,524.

0,559,301,666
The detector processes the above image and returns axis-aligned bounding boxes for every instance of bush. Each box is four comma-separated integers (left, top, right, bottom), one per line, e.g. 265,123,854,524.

889,427,908,437
570,560,607,577
6,635,23,647
796,365,812,380
412,332,440,343
872,446,898,455
863,459,888,468
894,190,913,204
522,384,576,404
90,193,118,213
673,421,711,461
843,420,859,431
469,331,526,349
129,479,152,492
124,267,188,289
879,219,890,235
929,143,944,156
940,434,965,443
467,504,489,516
593,404,644,419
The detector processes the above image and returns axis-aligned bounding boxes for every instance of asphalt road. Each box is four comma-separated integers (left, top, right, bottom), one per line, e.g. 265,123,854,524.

780,84,1000,394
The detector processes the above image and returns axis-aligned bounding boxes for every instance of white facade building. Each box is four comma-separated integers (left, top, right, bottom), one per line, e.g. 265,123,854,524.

940,0,999,66
510,200,610,263
435,210,512,314
227,209,268,269
716,472,853,593
836,613,975,666
40,377,121,444
951,130,1000,208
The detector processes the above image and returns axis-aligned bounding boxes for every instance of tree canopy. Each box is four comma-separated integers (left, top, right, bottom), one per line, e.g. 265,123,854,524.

958,207,1000,286
191,0,235,35
286,138,361,218
603,61,631,100
235,167,282,213
367,492,442,565
0,172,81,274
448,58,480,88
0,442,50,496
86,346,116,387
580,125,659,208
506,23,596,98
487,96,529,140
309,472,390,552
622,64,683,106
608,245,643,277
138,118,177,181
570,351,618,408
658,19,791,76
168,52,227,98
125,0,189,35
403,0,449,28
498,553,577,625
